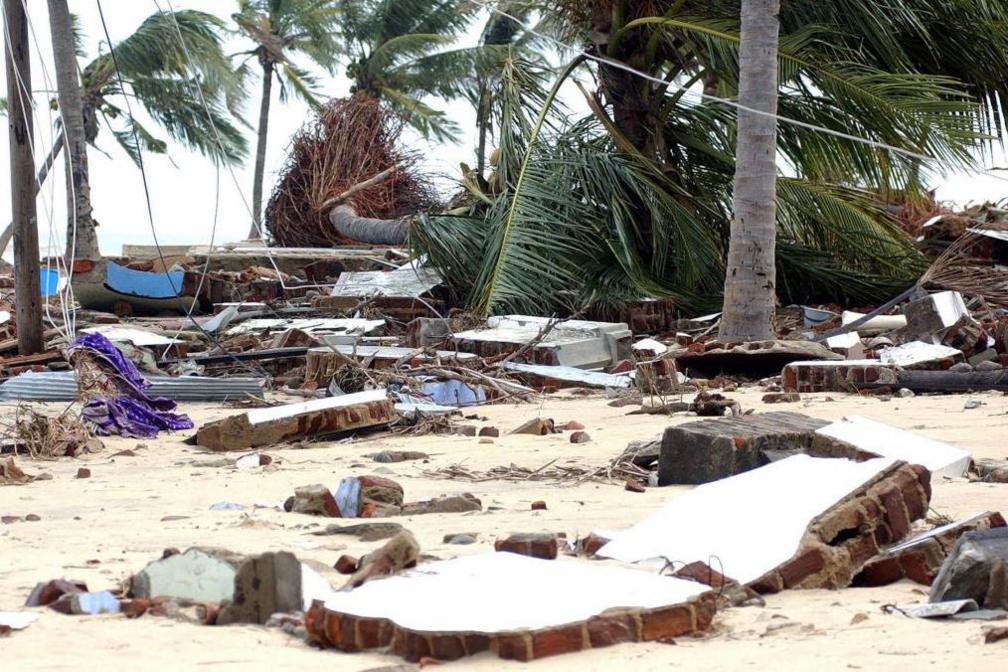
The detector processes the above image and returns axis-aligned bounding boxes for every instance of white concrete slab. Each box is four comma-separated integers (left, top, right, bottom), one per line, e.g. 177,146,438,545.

879,341,962,367
815,416,971,478
598,455,899,584
320,552,707,633
247,389,387,425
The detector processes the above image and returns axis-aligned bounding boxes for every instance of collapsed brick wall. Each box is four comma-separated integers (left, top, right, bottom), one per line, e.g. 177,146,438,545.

305,592,716,662
748,462,931,592
853,511,1007,587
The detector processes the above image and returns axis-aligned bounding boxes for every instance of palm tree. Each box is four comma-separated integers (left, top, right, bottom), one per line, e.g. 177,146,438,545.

48,0,98,261
231,0,342,239
719,0,780,341
337,0,486,142
0,9,248,258
413,1,1008,317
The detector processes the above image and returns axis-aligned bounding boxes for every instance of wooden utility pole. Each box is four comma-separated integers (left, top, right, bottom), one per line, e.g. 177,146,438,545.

5,0,43,354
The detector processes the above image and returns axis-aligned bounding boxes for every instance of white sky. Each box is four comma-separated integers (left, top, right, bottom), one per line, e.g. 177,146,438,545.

1,1,1007,261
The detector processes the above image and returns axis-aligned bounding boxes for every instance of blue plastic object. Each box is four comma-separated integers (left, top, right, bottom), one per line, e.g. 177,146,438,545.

104,260,184,299
40,268,59,296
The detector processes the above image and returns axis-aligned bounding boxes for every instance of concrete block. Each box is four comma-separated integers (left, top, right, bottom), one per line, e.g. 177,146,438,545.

195,389,395,451
930,527,1008,609
131,547,245,603
657,412,830,485
901,291,971,342
216,552,304,625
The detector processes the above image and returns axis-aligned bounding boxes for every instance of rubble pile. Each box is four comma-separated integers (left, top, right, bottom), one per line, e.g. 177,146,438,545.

1,229,1007,664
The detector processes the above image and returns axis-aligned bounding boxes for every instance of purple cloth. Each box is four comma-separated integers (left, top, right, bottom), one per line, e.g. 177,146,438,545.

71,332,194,438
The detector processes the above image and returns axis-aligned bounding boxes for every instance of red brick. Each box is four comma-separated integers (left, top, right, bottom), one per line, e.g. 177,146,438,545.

429,633,467,660
693,595,716,629
392,629,431,662
532,624,586,658
853,557,904,587
640,605,695,641
463,633,490,655
674,561,733,589
749,571,783,594
494,633,532,661
586,614,638,647
334,554,358,575
846,533,880,567
356,617,391,649
909,464,932,502
899,551,936,585
779,547,826,587
880,487,911,540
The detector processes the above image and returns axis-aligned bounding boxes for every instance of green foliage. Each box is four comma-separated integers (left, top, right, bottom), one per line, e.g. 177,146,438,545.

80,9,248,165
232,0,343,108
413,1,1008,315
338,0,495,141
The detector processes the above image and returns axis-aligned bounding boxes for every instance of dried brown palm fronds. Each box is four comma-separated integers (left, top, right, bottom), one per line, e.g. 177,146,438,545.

423,458,650,486
921,228,1008,308
265,96,440,247
11,405,96,459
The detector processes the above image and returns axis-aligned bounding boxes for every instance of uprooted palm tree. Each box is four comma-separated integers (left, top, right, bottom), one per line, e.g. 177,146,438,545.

0,9,247,258
231,0,342,239
412,1,1008,318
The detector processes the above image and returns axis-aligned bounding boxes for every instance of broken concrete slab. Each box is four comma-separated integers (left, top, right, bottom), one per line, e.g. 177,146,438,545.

306,552,715,662
195,389,395,451
601,455,930,591
675,340,842,377
131,547,245,603
502,362,632,389
825,331,864,359
344,531,421,590
815,416,972,478
854,512,1007,587
450,316,631,368
878,341,964,369
930,527,1008,609
311,522,404,541
657,412,830,485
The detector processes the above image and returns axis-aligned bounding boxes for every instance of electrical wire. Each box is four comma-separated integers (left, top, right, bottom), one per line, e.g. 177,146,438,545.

1,1,75,342
471,0,938,164
94,0,267,378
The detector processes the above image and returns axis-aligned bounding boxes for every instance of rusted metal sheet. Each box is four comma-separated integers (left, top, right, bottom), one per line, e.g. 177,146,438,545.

195,389,394,451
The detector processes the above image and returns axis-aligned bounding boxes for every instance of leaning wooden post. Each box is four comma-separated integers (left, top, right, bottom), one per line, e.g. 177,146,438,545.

4,0,43,354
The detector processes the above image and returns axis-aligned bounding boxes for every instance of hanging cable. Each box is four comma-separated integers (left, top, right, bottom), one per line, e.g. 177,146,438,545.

94,0,267,377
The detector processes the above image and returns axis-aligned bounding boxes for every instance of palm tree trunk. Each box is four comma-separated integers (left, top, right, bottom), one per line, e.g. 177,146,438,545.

48,0,99,261
0,130,64,258
329,205,407,245
249,59,273,239
719,0,780,341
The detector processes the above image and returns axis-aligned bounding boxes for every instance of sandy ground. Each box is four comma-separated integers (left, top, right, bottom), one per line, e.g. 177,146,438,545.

2,388,1007,671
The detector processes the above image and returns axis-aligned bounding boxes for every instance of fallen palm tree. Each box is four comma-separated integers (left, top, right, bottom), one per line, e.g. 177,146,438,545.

265,97,439,247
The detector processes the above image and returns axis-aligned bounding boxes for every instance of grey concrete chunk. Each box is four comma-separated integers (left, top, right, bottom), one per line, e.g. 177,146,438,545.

930,528,1008,609
131,547,245,603
657,412,831,485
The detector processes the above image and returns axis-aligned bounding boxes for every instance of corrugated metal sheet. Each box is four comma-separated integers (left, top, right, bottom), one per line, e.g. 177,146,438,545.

0,371,264,402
